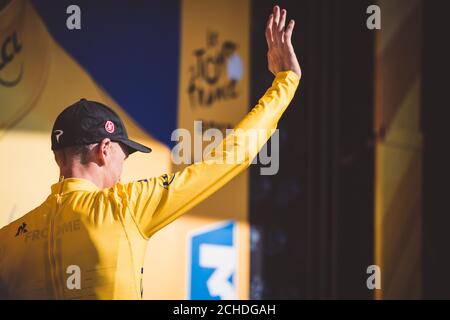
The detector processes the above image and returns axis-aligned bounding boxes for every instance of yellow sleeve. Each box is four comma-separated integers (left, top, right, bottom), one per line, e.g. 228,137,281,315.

123,71,300,238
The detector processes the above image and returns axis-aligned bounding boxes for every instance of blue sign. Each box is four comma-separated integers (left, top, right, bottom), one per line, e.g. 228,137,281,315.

188,221,237,300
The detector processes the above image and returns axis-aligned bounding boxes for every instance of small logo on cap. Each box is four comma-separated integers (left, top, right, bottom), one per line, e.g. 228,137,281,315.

54,130,64,143
105,121,115,133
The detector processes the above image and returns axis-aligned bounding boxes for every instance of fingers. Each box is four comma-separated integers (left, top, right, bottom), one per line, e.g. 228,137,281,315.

278,9,287,32
284,19,295,46
272,6,289,45
266,6,301,77
265,14,274,48
272,6,280,44
273,5,280,25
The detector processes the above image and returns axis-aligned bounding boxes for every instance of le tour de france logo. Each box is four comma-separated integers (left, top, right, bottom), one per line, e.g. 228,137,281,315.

0,30,23,87
188,30,243,109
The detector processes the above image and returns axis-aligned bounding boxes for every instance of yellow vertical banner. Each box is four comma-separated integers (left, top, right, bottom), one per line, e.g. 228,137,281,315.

143,0,250,299
374,0,423,299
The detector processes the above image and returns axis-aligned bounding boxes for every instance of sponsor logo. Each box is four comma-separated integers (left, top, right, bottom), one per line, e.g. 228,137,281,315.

160,174,175,190
0,31,23,87
188,31,243,108
54,130,64,143
104,120,115,133
188,221,237,300
15,222,28,237
21,219,81,242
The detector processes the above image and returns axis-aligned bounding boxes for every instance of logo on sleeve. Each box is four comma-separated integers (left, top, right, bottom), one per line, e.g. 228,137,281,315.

160,174,175,190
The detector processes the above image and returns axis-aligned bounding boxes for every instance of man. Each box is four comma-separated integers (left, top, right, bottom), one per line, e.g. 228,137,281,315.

0,0,172,229
0,5,301,299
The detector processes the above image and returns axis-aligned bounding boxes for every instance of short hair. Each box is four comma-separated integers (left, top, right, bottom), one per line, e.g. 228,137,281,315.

54,143,98,166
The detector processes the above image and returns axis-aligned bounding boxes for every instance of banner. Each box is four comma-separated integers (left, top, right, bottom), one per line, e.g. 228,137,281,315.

143,0,250,300
374,0,423,299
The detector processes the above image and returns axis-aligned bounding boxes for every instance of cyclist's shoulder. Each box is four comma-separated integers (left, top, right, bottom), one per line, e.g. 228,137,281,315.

112,178,158,196
1,202,45,230
0,201,46,242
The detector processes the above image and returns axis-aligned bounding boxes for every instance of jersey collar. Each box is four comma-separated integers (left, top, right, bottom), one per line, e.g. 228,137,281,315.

50,177,99,195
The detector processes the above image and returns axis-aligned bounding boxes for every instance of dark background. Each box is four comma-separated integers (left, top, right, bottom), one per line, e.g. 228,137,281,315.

250,0,375,299
250,0,450,299
421,1,450,300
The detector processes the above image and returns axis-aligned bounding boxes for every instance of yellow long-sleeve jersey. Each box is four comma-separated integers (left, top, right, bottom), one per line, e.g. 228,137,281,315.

0,71,300,299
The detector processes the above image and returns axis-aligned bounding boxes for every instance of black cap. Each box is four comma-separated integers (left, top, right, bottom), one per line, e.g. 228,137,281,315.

51,99,152,154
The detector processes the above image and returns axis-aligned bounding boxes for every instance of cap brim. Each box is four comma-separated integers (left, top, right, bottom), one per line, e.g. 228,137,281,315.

117,139,152,154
